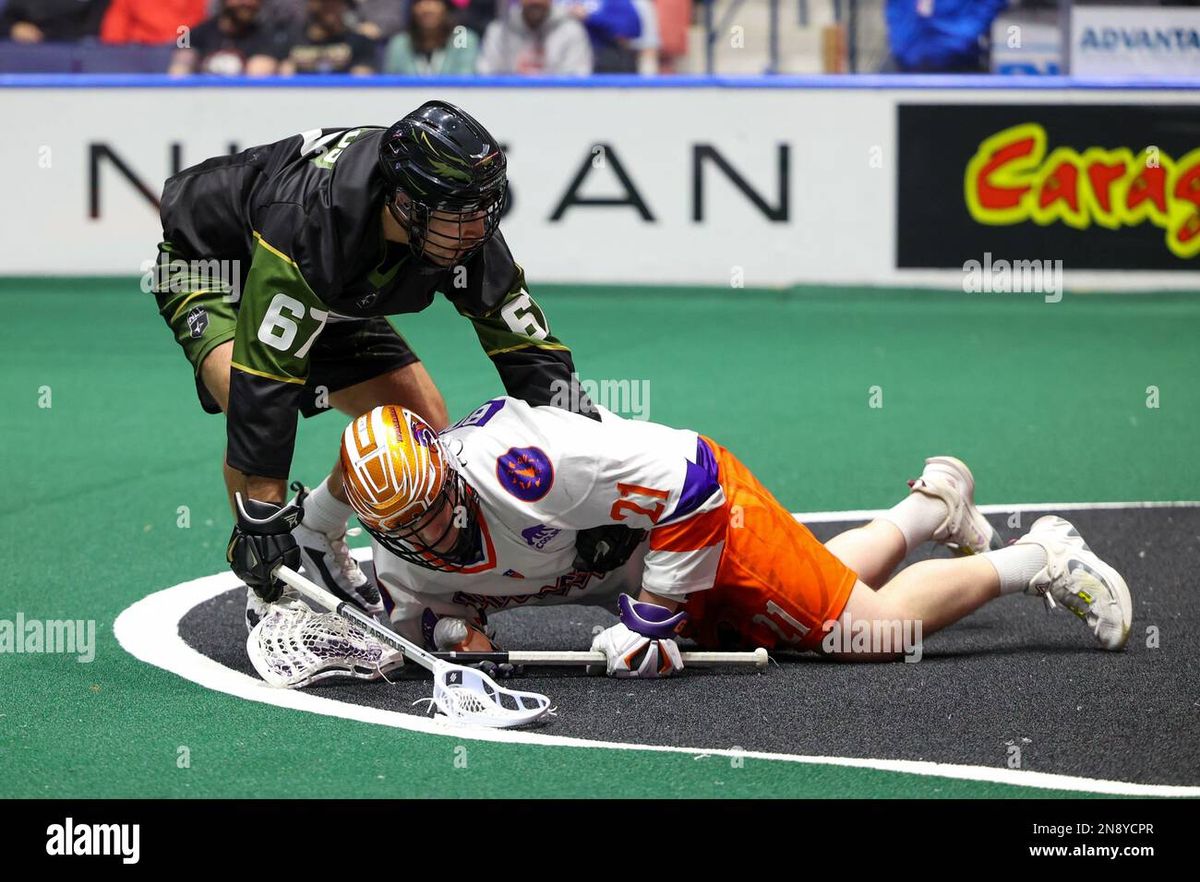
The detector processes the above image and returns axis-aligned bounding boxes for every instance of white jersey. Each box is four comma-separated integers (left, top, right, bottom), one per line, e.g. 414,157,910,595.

372,397,728,644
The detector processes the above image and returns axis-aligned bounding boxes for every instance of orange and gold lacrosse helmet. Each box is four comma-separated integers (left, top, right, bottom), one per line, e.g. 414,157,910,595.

340,405,480,571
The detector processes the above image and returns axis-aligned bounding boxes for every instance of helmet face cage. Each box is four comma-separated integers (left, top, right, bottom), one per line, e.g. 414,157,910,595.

361,463,483,573
387,185,505,267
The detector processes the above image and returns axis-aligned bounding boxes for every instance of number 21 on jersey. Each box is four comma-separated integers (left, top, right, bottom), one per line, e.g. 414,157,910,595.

610,482,668,524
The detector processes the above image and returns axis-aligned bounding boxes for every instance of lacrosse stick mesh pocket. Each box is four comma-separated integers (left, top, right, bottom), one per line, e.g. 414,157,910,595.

248,605,405,688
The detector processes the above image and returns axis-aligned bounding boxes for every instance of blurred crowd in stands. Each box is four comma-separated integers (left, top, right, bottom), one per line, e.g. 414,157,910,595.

0,0,693,74
6,1,1194,77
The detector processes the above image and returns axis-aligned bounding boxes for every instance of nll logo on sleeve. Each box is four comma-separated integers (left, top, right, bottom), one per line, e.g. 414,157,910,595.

45,818,140,864
185,306,209,339
496,447,554,502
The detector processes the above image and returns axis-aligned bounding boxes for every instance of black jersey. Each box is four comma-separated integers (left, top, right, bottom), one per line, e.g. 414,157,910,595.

159,126,585,479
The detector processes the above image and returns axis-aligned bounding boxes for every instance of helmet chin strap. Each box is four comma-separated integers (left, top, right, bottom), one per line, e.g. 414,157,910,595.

385,191,417,246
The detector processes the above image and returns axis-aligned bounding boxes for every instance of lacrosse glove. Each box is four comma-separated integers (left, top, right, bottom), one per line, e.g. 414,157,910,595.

227,493,302,602
591,593,687,678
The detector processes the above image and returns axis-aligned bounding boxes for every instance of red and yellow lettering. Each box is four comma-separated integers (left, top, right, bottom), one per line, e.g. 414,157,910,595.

963,129,1197,261
965,123,1046,225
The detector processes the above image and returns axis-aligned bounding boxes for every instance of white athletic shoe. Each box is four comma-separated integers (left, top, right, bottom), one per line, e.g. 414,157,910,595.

292,521,388,624
908,456,1002,555
1014,516,1133,651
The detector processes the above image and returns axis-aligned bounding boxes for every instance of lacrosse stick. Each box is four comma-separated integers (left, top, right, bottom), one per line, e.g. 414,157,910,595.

432,648,770,669
271,566,554,729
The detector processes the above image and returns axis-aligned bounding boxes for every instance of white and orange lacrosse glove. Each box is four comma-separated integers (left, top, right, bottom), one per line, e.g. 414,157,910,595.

591,593,687,678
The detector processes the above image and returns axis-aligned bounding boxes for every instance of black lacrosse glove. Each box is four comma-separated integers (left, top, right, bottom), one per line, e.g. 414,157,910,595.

573,524,648,573
226,493,302,602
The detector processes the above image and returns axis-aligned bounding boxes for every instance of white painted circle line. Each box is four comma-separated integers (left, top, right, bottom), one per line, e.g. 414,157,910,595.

113,501,1200,798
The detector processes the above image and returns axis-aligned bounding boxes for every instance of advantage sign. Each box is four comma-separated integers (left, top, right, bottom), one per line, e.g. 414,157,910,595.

1070,6,1200,76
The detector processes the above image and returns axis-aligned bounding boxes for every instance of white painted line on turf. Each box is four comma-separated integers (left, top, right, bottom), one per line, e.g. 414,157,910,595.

115,505,1200,798
793,499,1200,524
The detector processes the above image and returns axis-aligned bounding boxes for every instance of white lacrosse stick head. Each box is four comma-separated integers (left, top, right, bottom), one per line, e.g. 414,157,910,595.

248,605,406,688
248,603,553,729
426,661,554,729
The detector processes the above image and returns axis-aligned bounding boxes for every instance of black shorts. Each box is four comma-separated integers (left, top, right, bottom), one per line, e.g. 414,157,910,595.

151,240,421,418
195,316,420,417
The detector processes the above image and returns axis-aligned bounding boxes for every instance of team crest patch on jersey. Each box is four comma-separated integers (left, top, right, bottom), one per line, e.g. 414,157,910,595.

502,569,525,579
496,447,553,502
521,524,562,549
186,306,209,339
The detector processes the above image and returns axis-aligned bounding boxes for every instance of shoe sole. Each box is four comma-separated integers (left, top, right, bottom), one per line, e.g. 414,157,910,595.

1075,552,1133,651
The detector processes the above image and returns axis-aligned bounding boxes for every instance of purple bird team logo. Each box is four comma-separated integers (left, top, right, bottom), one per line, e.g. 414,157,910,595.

521,524,562,549
497,447,554,502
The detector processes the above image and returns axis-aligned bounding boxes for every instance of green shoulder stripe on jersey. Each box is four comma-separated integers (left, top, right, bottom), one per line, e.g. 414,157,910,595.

232,238,330,383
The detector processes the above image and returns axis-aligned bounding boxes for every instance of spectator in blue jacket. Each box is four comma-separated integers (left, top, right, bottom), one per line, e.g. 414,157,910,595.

885,0,1008,72
565,0,640,72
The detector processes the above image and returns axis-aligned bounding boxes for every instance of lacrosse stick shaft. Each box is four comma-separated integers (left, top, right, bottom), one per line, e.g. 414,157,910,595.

434,648,770,668
275,566,441,673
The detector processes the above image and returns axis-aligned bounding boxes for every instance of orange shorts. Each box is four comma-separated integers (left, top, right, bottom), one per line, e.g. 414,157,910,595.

680,438,858,652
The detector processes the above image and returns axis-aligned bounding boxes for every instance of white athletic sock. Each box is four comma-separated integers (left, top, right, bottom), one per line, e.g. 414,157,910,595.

301,477,352,537
985,544,1049,595
879,492,948,553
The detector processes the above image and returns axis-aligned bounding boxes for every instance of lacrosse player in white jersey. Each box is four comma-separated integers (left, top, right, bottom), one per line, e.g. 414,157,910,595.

256,397,1133,679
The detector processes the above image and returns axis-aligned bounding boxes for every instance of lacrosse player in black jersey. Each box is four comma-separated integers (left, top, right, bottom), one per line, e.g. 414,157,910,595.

151,101,637,628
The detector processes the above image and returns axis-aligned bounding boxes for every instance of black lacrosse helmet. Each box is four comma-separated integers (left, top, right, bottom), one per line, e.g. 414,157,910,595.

379,101,507,266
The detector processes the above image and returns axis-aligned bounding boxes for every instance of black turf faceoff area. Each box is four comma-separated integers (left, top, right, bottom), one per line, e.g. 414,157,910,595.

180,507,1200,787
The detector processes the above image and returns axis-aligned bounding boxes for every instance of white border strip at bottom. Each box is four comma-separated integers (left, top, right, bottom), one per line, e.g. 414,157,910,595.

113,501,1200,798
